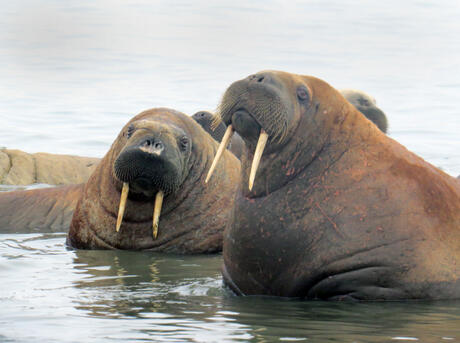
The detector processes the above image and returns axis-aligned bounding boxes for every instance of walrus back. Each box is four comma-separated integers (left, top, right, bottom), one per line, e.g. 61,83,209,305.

0,184,84,233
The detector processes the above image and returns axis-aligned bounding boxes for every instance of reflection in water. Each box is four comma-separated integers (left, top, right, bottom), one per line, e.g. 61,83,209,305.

0,234,460,342
71,249,222,317
70,249,253,341
220,296,460,342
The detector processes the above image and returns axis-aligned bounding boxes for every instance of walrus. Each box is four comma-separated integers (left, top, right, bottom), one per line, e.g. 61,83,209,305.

339,89,388,133
0,111,241,187
67,107,240,253
192,110,244,158
0,149,99,185
207,71,460,300
0,184,83,233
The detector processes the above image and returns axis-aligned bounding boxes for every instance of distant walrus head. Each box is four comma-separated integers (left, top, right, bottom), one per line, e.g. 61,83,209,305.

340,89,388,133
192,110,245,159
192,111,227,142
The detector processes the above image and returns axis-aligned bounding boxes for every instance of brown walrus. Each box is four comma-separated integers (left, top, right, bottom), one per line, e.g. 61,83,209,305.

192,110,245,158
0,111,240,187
0,184,83,233
0,149,99,185
207,70,460,300
67,107,240,253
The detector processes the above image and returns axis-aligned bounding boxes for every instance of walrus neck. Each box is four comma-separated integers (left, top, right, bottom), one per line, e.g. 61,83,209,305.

242,104,364,198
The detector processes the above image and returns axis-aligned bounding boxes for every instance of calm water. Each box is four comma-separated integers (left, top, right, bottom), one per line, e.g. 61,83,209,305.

1,0,460,342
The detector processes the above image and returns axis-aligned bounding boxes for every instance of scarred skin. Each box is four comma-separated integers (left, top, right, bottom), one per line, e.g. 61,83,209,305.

218,71,460,300
67,108,240,253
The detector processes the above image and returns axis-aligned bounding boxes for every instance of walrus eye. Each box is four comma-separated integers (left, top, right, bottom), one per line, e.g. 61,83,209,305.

179,136,189,151
126,125,135,139
296,86,310,102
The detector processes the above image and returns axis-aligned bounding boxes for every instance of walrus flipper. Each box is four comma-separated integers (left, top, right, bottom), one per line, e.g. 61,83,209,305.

0,184,83,233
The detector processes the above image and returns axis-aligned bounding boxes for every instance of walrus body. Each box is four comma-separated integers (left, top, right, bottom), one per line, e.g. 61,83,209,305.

0,184,83,233
213,71,460,300
192,111,245,158
0,149,99,185
68,108,240,253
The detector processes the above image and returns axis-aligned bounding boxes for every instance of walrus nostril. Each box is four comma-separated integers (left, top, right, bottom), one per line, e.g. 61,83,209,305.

154,142,163,150
257,76,265,83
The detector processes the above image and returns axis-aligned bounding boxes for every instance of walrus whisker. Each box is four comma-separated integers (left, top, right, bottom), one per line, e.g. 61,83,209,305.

152,190,164,239
210,113,223,131
249,129,269,191
205,124,234,183
116,182,129,232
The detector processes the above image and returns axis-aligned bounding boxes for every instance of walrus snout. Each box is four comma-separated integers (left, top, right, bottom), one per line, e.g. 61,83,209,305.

114,145,180,195
231,109,261,147
207,71,291,187
138,137,165,155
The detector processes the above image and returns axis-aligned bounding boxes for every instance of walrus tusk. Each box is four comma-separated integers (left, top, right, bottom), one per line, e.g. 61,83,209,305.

249,129,269,191
152,190,164,239
205,124,234,183
116,182,129,232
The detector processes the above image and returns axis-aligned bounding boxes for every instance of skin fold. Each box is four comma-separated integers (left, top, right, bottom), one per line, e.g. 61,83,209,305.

67,108,240,253
212,70,460,300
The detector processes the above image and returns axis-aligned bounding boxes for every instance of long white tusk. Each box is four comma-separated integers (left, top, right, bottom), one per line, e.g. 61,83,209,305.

205,124,234,183
152,190,164,239
116,182,129,232
249,129,269,191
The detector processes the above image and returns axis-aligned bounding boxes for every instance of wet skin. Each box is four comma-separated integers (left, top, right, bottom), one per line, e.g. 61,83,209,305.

68,108,240,253
215,71,460,300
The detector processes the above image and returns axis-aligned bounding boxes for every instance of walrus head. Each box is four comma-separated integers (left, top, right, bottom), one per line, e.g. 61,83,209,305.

207,71,317,191
206,70,370,194
112,119,192,237
192,111,227,142
340,89,388,133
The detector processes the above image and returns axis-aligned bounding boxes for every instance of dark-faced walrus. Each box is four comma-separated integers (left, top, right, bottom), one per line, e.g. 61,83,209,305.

207,70,460,300
192,110,244,159
67,108,240,253
340,89,388,133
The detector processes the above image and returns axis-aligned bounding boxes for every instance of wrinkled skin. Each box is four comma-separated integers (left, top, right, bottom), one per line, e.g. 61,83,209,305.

68,108,240,253
192,110,244,159
218,71,460,300
340,89,388,133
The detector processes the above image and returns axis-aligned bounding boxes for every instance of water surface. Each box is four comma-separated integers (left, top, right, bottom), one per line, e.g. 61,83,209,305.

1,0,459,342
1,233,460,342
